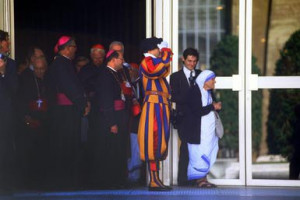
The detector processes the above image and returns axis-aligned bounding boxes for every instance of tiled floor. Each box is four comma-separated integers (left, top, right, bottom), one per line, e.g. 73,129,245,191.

1,186,300,200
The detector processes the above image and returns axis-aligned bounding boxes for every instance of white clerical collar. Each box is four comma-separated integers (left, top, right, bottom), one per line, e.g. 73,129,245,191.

107,65,117,72
61,54,71,60
143,53,157,58
183,65,195,77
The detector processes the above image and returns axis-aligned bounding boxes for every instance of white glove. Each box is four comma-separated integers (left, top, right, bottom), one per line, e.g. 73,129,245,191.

157,41,168,50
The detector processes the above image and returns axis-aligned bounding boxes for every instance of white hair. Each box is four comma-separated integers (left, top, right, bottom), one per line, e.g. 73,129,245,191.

109,41,124,53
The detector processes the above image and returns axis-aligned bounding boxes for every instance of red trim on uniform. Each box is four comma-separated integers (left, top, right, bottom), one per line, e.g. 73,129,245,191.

145,57,156,73
150,161,158,171
153,114,158,162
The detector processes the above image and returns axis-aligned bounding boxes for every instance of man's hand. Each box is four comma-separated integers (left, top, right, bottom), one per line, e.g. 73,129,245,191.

213,102,222,111
83,101,91,116
110,124,118,134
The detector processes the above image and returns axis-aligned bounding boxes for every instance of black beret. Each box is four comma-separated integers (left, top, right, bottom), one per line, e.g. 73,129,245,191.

140,37,163,53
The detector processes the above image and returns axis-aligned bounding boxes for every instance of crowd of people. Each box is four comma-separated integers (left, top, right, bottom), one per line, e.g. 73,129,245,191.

0,29,223,193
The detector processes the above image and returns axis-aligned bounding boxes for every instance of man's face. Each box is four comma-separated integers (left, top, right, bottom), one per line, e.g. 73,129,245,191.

111,44,124,55
149,48,160,57
91,50,105,66
31,48,45,64
204,78,216,90
67,42,77,59
76,60,88,72
182,55,198,71
0,37,10,54
115,53,124,70
33,58,47,79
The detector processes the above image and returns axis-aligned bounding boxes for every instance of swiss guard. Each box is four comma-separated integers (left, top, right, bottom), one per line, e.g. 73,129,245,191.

138,37,173,191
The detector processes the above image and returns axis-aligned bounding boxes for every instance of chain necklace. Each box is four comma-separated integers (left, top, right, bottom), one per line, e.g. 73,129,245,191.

33,74,44,108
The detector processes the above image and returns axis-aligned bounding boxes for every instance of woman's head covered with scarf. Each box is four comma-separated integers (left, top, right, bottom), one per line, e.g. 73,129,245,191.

195,70,216,90
195,70,216,106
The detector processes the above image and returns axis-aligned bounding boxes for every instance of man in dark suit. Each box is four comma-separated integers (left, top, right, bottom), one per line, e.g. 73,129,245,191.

0,30,18,192
170,48,201,186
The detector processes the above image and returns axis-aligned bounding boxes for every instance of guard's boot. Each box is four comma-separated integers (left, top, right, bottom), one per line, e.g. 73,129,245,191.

148,171,172,191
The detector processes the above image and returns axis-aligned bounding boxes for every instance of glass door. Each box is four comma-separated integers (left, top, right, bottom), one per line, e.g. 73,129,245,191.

150,0,300,186
246,0,300,186
175,0,246,186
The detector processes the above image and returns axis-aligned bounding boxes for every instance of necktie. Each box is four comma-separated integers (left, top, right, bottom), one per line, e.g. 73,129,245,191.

189,71,194,86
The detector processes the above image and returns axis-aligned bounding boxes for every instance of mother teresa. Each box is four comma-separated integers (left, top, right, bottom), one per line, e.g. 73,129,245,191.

181,70,222,188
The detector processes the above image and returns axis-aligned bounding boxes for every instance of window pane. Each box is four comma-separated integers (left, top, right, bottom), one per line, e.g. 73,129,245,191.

252,89,300,180
251,1,300,76
210,90,239,179
179,0,227,68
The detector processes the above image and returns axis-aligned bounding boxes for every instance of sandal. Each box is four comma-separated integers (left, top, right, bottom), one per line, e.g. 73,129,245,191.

196,179,217,188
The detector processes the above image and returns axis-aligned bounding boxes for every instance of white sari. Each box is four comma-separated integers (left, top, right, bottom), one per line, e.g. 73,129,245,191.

187,70,219,180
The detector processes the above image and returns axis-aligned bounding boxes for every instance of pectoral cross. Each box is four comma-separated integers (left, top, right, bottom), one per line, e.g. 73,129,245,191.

36,99,43,108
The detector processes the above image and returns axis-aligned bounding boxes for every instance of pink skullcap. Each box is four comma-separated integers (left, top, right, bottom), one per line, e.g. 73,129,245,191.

106,50,115,58
54,35,72,53
91,44,105,50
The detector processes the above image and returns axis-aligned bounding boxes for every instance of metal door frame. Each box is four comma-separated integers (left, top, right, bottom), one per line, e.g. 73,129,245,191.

148,0,300,187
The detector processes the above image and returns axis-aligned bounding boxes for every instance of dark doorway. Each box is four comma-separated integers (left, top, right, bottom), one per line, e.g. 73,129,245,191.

13,0,146,191
14,0,146,65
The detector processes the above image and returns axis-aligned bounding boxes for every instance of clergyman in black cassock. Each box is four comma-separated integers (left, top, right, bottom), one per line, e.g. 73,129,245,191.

90,50,129,188
17,57,49,188
45,36,88,189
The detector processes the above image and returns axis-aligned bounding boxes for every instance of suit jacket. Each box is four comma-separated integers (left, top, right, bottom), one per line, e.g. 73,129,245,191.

170,69,200,139
182,85,214,144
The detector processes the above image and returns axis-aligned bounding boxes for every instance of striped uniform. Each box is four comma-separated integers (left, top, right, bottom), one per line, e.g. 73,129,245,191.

138,48,173,162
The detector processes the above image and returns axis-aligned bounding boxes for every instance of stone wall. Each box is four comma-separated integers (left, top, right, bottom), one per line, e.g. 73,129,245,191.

267,0,300,75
